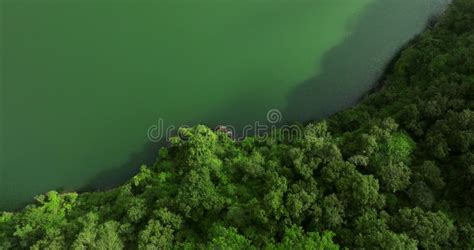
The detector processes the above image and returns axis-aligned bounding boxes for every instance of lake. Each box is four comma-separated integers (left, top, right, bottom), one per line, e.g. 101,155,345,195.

0,0,447,210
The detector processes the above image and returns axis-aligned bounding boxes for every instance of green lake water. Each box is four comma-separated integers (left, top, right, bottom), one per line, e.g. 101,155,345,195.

0,0,447,210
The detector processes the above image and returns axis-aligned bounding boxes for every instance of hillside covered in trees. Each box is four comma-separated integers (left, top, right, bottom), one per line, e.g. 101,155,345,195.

1,0,474,248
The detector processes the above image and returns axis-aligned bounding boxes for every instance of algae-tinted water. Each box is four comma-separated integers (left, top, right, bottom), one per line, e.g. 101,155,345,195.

0,0,447,209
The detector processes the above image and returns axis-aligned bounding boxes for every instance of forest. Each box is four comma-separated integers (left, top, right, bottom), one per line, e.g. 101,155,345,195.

1,0,473,248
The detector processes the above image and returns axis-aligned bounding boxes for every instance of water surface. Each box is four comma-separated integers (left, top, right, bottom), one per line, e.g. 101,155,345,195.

1,0,447,210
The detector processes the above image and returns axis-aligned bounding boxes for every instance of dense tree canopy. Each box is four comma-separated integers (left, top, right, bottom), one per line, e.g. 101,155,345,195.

1,0,474,248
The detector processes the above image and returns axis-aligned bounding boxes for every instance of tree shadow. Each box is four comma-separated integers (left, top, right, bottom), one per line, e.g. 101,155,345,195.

79,117,234,193
79,140,165,192
78,109,272,195
283,0,448,123
73,0,449,198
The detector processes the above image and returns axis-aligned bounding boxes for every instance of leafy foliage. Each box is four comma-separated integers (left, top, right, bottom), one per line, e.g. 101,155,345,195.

1,0,474,248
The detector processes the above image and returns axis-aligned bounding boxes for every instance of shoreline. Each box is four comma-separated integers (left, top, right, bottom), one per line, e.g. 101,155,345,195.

0,4,452,213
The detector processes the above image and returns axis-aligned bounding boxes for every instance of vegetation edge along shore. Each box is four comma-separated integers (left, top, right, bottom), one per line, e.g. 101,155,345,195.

1,0,473,248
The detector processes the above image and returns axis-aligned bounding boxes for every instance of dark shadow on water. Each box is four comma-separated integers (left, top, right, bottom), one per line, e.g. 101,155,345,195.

68,0,449,198
77,117,237,194
79,140,165,192
283,0,448,123
77,111,275,195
